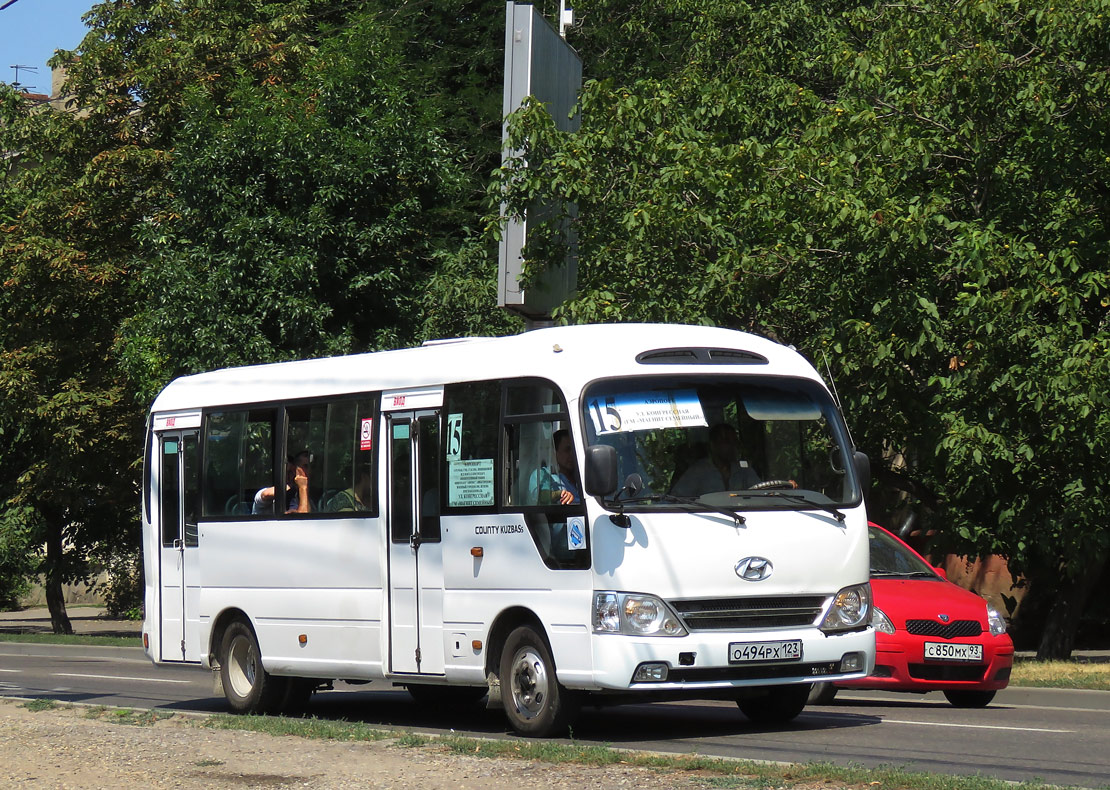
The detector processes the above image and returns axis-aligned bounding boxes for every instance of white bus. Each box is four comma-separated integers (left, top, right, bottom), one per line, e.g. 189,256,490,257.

142,323,874,735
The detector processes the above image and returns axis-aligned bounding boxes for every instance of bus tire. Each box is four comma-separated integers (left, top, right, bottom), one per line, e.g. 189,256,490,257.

499,625,578,737
278,677,319,716
807,682,838,705
737,683,811,725
219,619,285,715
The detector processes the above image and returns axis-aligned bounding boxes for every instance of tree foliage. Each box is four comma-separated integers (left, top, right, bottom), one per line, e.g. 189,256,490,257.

117,0,520,396
502,0,1109,655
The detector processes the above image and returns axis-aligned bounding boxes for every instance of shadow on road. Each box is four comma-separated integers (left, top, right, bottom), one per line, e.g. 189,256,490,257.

176,685,884,744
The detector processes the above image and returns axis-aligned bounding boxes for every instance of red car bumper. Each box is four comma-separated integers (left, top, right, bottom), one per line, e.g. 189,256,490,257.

836,634,1014,693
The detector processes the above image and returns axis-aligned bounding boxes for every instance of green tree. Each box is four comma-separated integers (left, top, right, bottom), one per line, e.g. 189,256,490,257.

0,84,150,631
0,0,369,631
501,0,1109,657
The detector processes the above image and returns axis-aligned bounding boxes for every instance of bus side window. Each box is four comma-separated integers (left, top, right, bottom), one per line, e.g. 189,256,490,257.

320,397,378,514
202,409,275,517
441,381,499,511
502,381,574,508
284,404,327,514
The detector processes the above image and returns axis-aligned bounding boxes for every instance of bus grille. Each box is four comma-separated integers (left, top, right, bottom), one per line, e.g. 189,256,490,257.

905,619,982,639
670,596,827,631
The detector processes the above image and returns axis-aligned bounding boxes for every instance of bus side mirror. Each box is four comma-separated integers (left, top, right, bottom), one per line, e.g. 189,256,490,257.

853,451,871,499
584,445,619,497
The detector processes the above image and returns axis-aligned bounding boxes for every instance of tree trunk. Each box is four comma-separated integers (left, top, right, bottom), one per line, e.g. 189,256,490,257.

1036,553,1106,660
43,516,73,635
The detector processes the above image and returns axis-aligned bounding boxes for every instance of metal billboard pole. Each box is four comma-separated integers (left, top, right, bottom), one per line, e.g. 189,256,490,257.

498,2,582,327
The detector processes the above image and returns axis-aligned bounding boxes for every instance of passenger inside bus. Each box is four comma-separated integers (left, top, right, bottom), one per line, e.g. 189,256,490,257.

253,450,313,514
528,429,581,504
324,464,373,512
670,423,759,496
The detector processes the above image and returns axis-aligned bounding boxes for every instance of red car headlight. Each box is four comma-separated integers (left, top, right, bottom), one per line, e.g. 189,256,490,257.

872,605,895,635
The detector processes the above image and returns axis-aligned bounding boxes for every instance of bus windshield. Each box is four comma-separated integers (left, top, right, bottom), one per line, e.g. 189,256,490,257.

581,375,861,513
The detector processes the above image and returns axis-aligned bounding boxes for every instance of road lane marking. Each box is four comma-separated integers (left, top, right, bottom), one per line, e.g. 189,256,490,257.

880,718,1072,733
0,668,20,672
53,673,193,684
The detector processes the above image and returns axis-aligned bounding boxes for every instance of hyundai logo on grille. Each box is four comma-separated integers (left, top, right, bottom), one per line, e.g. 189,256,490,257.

938,613,951,622
735,557,773,582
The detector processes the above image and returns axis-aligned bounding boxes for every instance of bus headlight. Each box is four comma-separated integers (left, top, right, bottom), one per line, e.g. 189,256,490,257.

821,583,872,633
593,592,688,637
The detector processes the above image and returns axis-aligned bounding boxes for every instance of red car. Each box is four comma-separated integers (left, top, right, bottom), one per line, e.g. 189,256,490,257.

810,523,1014,707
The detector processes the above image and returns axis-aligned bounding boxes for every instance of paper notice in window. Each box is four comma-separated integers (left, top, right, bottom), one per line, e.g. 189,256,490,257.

448,458,495,507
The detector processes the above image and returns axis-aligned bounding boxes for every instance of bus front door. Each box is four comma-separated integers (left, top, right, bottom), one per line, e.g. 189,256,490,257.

386,411,445,675
156,431,202,663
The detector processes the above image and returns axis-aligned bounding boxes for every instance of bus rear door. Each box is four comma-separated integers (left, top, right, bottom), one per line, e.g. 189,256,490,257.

156,430,202,663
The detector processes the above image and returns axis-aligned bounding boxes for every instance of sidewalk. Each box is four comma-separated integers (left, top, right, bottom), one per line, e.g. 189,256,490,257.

0,606,141,639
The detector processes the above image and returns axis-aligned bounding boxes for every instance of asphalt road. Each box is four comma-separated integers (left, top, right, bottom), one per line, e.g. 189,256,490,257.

2,642,1108,789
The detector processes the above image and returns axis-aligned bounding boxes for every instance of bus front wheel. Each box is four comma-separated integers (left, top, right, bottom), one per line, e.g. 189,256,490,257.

219,619,285,715
736,683,811,725
499,625,578,737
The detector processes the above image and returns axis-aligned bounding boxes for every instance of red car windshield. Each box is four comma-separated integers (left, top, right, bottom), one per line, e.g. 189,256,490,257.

869,526,939,578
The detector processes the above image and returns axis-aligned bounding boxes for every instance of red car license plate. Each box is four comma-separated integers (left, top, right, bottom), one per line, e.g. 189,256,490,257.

924,642,983,662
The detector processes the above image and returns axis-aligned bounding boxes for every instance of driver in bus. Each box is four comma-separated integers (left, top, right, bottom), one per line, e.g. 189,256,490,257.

671,423,760,496
528,429,581,504
253,450,313,514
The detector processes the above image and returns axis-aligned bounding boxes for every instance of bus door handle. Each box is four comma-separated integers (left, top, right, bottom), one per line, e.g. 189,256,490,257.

409,534,422,550
172,539,184,551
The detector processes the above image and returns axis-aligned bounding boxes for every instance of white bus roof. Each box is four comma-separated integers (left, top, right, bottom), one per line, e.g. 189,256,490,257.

149,323,824,414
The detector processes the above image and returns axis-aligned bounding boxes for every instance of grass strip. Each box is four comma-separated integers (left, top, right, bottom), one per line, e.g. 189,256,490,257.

204,713,399,742
1010,658,1110,690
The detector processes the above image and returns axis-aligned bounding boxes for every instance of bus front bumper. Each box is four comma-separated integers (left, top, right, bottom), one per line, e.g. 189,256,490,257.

578,627,875,693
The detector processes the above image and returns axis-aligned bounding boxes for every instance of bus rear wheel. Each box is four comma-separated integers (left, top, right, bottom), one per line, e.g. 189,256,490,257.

219,619,286,715
737,684,811,725
499,625,578,737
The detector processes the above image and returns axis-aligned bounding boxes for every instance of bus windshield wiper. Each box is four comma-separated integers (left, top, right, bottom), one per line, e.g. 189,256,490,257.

729,491,846,522
616,493,746,526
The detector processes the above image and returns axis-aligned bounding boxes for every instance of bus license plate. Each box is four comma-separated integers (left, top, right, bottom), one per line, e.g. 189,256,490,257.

729,640,802,664
924,642,983,662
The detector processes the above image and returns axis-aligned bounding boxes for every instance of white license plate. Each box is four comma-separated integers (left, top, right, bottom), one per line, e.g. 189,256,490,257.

924,642,983,662
728,640,802,664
